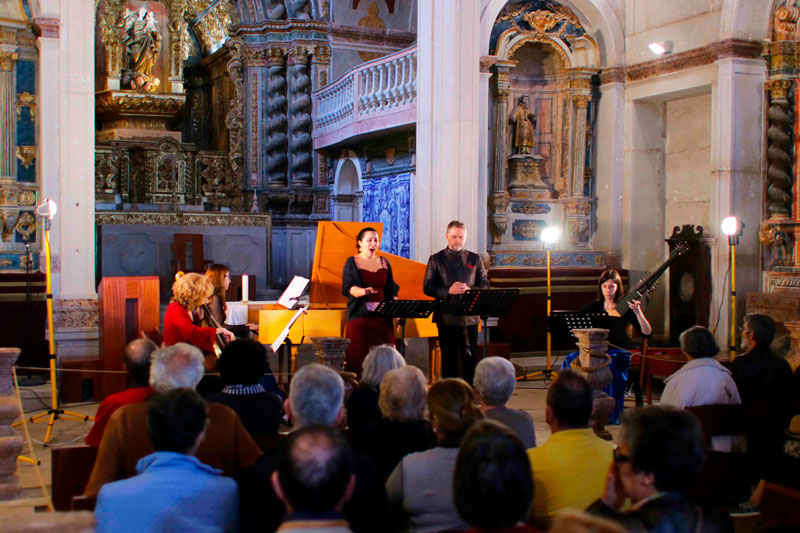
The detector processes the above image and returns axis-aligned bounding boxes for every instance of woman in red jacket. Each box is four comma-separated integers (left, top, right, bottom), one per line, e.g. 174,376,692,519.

163,272,234,351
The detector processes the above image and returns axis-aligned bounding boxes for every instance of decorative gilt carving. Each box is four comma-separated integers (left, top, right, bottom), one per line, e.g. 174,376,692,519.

775,4,800,41
95,92,185,116
357,2,386,61
0,52,18,71
13,212,35,242
767,78,793,101
523,10,560,34
15,146,35,169
0,178,36,207
16,92,35,123
573,94,591,108
225,38,245,176
488,215,508,245
96,211,271,227
759,222,793,268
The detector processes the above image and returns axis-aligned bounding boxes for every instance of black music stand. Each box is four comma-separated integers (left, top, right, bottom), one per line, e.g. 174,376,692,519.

372,300,436,355
548,311,609,346
454,289,520,356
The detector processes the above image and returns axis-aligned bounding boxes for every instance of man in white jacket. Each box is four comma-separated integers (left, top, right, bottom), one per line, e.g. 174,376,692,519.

660,326,741,452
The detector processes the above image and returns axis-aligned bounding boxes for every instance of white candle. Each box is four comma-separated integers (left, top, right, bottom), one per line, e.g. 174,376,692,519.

241,274,249,302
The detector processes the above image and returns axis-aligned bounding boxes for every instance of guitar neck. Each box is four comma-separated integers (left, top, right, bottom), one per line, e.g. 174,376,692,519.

613,249,683,315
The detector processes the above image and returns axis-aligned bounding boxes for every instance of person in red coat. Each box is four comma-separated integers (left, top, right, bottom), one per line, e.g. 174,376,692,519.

163,272,234,351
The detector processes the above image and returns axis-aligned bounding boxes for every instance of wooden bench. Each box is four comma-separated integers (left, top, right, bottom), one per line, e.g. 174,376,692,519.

686,402,800,505
762,481,800,527
51,445,97,511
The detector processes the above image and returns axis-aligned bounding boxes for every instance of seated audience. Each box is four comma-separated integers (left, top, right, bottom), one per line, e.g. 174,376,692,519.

95,389,239,532
86,338,157,446
272,425,356,533
473,356,536,449
660,326,741,452
527,370,614,529
346,344,405,430
239,363,390,533
386,378,482,533
351,365,434,481
454,420,540,533
206,339,284,444
84,343,262,497
587,406,732,532
731,313,796,405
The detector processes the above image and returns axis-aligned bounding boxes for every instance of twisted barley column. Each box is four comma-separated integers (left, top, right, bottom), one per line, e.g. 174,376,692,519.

266,53,288,186
767,81,793,219
288,49,312,186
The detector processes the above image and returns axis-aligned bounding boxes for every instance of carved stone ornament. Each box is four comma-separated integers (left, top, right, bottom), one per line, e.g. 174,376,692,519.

508,155,547,197
96,211,271,228
0,178,36,207
488,214,508,245
0,52,18,72
489,191,510,214
16,92,36,123
767,78,793,101
96,91,185,117
775,4,800,41
14,146,35,169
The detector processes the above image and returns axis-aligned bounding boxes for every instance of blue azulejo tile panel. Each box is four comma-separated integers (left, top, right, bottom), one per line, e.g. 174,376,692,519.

17,106,34,145
0,253,39,271
511,202,551,214
512,220,547,241
492,252,608,268
362,173,410,258
16,151,35,182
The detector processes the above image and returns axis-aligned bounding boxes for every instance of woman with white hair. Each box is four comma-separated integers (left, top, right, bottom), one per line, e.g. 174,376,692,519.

351,365,434,481
346,344,405,430
474,357,536,449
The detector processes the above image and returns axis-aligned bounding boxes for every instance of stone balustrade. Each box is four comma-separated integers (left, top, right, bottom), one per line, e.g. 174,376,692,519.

313,46,417,149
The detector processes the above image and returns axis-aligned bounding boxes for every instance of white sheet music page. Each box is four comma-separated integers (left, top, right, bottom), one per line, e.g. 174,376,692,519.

278,275,310,309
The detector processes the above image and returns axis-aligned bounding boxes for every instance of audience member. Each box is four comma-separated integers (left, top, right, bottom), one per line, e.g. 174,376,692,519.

346,344,405,430
660,326,741,451
453,419,540,533
207,339,284,445
95,389,239,532
731,313,796,404
84,343,262,497
587,406,732,532
473,357,536,449
386,377,482,533
272,425,356,533
527,370,614,529
239,363,390,533
86,338,157,446
351,365,434,481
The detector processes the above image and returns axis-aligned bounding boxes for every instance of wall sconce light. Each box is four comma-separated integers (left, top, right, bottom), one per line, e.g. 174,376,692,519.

648,41,673,56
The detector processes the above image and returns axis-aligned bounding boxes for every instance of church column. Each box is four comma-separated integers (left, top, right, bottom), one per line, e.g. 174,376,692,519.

287,45,313,187
265,48,288,188
416,0,481,260
711,56,766,349
487,60,515,245
55,0,96,300
0,48,18,178
568,71,594,198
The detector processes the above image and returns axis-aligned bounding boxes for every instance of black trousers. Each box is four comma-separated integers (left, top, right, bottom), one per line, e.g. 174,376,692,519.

437,323,478,384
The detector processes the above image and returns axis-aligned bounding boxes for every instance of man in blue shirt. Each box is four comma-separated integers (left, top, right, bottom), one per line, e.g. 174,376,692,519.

95,389,239,532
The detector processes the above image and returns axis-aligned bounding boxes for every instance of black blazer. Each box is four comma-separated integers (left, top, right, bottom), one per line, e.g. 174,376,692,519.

341,255,399,322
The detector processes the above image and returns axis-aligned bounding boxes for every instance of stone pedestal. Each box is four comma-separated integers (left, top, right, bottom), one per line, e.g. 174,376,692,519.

0,347,24,499
310,337,350,372
95,90,186,143
569,328,616,440
508,154,547,198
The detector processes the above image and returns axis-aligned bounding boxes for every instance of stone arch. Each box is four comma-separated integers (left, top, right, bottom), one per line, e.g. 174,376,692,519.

332,153,363,221
720,0,779,41
481,0,623,66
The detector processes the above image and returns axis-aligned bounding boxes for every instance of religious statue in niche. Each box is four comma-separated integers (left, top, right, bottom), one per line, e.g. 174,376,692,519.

509,95,537,155
507,94,546,198
121,7,162,92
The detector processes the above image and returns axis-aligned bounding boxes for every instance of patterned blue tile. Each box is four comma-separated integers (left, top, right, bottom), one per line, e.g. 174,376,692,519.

492,252,607,268
16,60,35,94
362,173,410,258
0,252,39,271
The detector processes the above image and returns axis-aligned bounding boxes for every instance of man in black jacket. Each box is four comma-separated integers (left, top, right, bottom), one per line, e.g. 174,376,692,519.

423,220,489,384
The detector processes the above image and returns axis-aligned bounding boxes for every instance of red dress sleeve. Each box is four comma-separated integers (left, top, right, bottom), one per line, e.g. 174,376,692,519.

163,302,216,352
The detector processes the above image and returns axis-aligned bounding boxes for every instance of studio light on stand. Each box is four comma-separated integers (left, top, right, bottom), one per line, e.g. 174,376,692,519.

521,226,560,381
721,216,744,362
13,199,91,444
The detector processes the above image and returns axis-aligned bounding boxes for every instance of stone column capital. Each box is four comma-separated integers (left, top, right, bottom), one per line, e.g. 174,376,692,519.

265,47,286,67
766,78,793,101
311,45,331,64
0,52,18,71
288,45,311,64
32,17,60,39
573,94,591,108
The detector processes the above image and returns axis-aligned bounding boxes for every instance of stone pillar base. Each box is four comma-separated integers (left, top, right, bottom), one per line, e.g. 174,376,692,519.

508,154,547,198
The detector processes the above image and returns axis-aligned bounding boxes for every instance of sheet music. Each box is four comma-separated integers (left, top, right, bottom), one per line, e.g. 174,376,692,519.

278,275,310,310
271,306,306,353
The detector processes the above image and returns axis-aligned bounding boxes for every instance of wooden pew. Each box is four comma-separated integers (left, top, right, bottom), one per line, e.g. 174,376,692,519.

762,481,800,527
51,445,98,511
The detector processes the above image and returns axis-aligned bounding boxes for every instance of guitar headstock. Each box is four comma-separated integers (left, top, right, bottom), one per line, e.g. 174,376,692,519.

671,242,690,256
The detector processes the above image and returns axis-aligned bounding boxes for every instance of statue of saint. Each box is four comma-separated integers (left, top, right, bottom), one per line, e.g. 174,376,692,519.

122,7,162,92
509,95,537,155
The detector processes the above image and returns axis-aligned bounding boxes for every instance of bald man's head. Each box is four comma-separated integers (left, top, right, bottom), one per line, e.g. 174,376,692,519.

124,338,157,387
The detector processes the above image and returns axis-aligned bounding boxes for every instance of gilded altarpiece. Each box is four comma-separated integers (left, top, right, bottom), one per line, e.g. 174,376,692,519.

761,1,800,296
486,1,599,268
